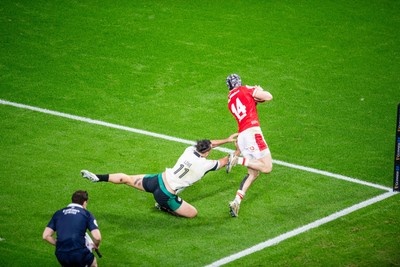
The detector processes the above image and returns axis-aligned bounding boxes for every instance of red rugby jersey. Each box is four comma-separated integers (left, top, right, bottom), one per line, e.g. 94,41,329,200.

228,85,261,133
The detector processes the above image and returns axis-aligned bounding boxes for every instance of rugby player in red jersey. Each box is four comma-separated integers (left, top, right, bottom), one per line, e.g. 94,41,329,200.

225,74,273,217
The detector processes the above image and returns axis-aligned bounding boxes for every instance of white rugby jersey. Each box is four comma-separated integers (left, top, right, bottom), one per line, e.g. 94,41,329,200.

165,146,219,193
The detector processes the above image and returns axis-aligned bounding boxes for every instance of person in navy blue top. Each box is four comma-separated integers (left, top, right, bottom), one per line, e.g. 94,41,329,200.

43,190,102,267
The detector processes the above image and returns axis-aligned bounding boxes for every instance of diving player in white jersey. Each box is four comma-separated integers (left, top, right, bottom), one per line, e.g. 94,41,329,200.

80,133,237,218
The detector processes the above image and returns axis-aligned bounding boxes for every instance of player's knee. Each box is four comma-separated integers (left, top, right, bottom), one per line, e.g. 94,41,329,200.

90,257,98,267
260,163,273,174
176,204,198,218
183,206,198,218
187,208,198,218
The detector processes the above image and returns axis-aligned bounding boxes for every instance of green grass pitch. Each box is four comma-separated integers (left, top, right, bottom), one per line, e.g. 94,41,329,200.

1,1,399,266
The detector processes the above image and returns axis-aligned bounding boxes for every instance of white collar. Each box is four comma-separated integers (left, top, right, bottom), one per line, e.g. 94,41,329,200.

67,203,84,208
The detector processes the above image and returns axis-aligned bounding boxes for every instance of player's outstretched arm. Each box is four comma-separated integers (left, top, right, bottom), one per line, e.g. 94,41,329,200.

216,155,230,169
211,133,238,148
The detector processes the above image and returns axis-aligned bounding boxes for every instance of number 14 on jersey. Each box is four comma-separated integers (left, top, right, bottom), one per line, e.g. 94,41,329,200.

231,98,247,122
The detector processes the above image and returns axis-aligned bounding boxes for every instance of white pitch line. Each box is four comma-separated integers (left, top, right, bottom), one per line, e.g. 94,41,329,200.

0,98,392,192
205,191,398,267
0,99,195,146
273,160,391,192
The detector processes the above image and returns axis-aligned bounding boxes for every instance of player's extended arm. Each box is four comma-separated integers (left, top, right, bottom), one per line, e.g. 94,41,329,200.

216,155,230,169
42,227,56,246
253,86,273,102
211,133,238,148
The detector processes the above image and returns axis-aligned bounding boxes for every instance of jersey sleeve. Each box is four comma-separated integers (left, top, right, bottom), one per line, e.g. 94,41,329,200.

245,85,261,98
46,211,59,231
204,159,219,174
86,211,99,231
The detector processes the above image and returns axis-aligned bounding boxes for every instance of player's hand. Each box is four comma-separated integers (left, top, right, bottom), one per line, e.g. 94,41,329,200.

234,140,241,156
228,133,239,142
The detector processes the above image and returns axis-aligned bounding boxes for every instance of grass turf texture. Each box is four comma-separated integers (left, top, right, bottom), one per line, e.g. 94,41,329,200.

1,0,399,266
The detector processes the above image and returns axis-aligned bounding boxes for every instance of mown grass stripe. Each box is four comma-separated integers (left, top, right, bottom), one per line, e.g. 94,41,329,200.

0,98,391,193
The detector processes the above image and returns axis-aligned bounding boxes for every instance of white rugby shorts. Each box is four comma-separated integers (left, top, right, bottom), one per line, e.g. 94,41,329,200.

237,127,270,160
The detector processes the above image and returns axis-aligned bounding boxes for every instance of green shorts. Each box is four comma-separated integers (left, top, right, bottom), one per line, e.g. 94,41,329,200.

142,173,183,211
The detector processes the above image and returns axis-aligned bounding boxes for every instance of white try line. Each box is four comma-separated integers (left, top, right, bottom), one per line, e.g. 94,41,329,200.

0,98,392,192
205,191,398,267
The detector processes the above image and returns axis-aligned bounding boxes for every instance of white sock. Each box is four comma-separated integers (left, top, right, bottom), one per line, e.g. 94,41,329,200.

237,157,248,167
234,190,245,204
